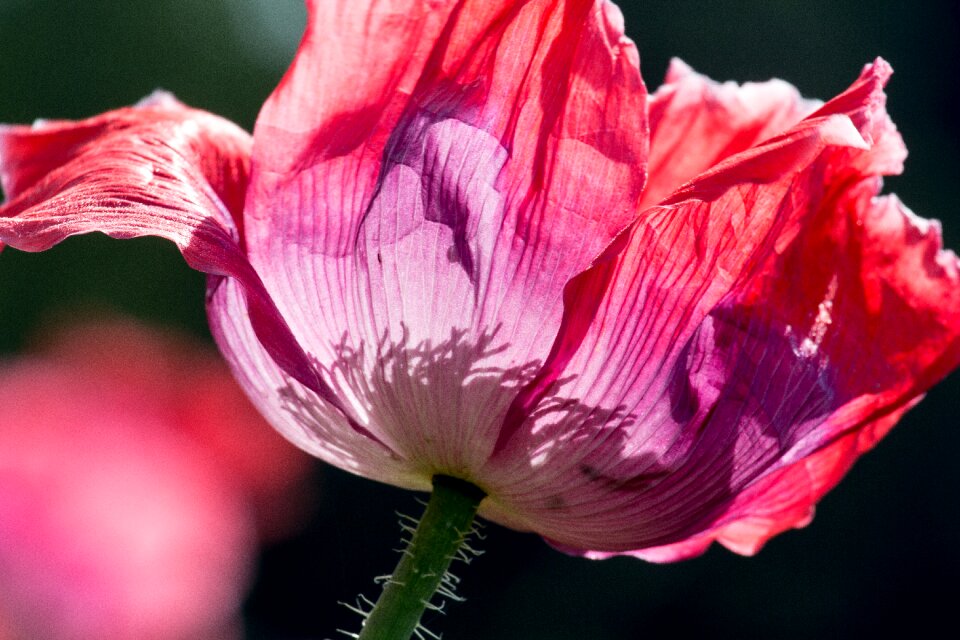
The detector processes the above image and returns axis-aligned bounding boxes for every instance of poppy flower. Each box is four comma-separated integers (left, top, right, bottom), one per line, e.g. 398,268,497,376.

1,0,958,562
31,315,318,541
0,321,256,639
0,314,317,638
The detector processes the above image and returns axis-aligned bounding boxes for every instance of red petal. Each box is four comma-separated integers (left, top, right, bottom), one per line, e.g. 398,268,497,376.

244,0,648,476
641,59,818,210
638,401,913,561
689,189,960,557
0,94,342,412
483,60,960,555
0,92,250,248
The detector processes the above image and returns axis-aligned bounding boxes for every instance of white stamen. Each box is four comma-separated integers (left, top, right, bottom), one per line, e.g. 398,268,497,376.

789,276,838,359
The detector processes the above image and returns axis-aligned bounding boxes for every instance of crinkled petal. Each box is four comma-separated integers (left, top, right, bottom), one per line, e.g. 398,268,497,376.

245,0,648,482
640,58,819,210
629,400,915,562
482,60,960,556
0,92,249,245
0,93,341,413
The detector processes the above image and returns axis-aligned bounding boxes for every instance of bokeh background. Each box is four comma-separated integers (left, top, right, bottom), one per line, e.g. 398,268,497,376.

1,1,958,638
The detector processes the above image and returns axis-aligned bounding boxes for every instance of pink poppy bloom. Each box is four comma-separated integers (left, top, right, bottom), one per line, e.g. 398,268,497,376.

2,0,959,562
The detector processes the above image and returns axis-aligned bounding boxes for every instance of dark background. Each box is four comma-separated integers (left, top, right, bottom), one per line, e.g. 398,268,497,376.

1,1,958,638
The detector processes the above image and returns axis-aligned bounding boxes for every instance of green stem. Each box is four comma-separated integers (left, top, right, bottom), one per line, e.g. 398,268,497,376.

357,475,485,640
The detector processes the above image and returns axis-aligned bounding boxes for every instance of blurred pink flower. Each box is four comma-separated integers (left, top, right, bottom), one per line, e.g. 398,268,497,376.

0,316,314,639
0,362,250,639
35,316,317,541
1,0,959,561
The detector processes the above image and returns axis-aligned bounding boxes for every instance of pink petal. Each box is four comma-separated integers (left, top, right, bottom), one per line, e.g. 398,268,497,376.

207,275,418,487
634,401,915,562
243,0,648,481
482,60,960,555
641,58,819,210
0,91,250,251
0,93,342,417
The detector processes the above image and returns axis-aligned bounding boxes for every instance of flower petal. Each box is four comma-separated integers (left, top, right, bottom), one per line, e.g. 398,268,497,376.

483,60,959,556
0,92,250,248
207,275,418,488
0,94,340,413
676,190,960,559
640,59,819,210
245,0,648,480
627,398,917,562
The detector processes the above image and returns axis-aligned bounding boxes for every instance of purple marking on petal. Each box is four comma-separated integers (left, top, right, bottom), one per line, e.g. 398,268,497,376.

364,88,508,287
484,294,845,552
661,301,839,480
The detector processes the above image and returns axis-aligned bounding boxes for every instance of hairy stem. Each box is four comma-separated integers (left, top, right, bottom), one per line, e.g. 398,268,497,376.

356,475,485,640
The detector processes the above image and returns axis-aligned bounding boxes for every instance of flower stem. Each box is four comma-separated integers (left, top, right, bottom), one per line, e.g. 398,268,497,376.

357,475,485,640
